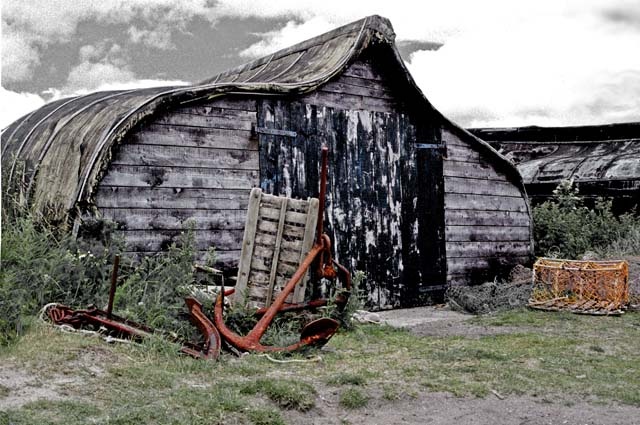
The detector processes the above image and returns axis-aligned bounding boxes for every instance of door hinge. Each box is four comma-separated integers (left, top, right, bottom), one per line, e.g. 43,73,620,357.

416,143,447,157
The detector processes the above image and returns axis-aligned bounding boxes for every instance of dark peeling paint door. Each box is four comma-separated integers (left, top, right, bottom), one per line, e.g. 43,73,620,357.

256,99,446,308
404,142,447,305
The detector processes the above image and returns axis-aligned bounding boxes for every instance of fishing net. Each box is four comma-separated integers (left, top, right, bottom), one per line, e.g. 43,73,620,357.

446,265,533,314
529,258,629,315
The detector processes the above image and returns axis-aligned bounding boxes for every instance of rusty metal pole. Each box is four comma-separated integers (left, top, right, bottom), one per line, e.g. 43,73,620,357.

106,254,120,319
316,145,329,243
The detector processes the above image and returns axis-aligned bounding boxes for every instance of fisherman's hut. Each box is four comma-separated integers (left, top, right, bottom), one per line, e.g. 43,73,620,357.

1,16,533,309
470,123,640,214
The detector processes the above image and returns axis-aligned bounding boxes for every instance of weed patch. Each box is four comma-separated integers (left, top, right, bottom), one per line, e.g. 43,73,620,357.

327,372,367,386
247,408,285,425
339,387,369,409
240,378,316,411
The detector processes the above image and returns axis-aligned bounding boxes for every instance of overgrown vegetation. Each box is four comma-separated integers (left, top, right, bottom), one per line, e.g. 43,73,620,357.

533,179,639,259
0,195,364,348
324,270,366,330
0,199,214,345
0,211,119,344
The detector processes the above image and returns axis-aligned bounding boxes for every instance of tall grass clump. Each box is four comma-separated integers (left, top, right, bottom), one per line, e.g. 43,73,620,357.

0,207,120,344
0,195,210,345
533,179,639,259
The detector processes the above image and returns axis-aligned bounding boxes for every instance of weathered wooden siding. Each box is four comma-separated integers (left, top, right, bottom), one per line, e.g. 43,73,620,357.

93,57,529,303
95,97,258,265
256,59,446,309
442,129,532,286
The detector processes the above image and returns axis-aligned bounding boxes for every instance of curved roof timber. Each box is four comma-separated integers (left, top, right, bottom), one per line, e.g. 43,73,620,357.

1,15,525,224
470,124,640,185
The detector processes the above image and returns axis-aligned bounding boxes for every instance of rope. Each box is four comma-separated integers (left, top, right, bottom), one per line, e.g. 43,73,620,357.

38,302,132,344
38,302,62,322
258,354,323,364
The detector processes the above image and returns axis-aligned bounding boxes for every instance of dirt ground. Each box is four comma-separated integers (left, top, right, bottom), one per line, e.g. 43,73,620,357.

4,306,639,425
325,306,640,425
285,389,640,425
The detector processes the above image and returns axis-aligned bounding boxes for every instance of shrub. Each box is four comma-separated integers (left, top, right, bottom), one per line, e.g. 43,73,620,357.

533,180,639,259
0,211,120,345
0,202,209,345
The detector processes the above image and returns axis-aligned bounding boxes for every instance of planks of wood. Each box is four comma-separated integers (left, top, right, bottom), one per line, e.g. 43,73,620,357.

233,189,317,306
174,97,257,113
342,61,385,81
445,210,531,227
444,176,523,197
444,193,528,212
156,109,255,131
446,241,532,258
442,129,476,147
445,144,484,162
117,228,244,252
129,124,256,151
336,75,393,92
96,187,252,210
443,160,509,181
100,208,246,231
320,80,394,100
299,90,397,113
445,225,530,242
447,256,531,274
127,249,241,267
100,165,258,189
111,144,259,170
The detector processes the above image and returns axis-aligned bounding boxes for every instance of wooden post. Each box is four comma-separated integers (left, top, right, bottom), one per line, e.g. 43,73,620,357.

107,255,120,318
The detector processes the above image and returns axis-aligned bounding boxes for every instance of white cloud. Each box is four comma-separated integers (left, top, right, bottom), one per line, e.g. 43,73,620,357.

127,25,175,50
1,0,215,83
240,16,335,58
213,0,640,127
3,0,640,127
1,32,42,83
0,88,46,129
406,7,640,127
64,62,137,93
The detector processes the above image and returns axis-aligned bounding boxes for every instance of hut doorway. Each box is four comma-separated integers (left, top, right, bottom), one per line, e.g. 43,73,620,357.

255,99,446,308
411,143,447,304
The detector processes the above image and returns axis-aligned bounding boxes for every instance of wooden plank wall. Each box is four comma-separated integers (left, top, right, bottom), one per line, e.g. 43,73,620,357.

442,129,533,286
95,98,259,265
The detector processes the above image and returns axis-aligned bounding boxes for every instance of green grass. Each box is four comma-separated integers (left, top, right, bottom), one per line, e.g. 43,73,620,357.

339,387,369,409
1,310,639,423
240,379,316,411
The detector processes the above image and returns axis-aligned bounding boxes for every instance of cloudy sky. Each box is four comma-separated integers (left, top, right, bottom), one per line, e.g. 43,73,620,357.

2,0,640,129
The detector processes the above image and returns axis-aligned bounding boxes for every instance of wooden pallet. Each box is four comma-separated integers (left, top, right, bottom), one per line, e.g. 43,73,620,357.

232,188,319,308
528,298,626,316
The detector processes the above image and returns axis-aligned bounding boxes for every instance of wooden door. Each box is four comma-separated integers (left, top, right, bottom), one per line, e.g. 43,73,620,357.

256,99,446,308
413,142,447,303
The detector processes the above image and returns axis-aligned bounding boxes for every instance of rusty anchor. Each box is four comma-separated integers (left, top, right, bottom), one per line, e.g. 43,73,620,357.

213,146,352,353
46,255,221,360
